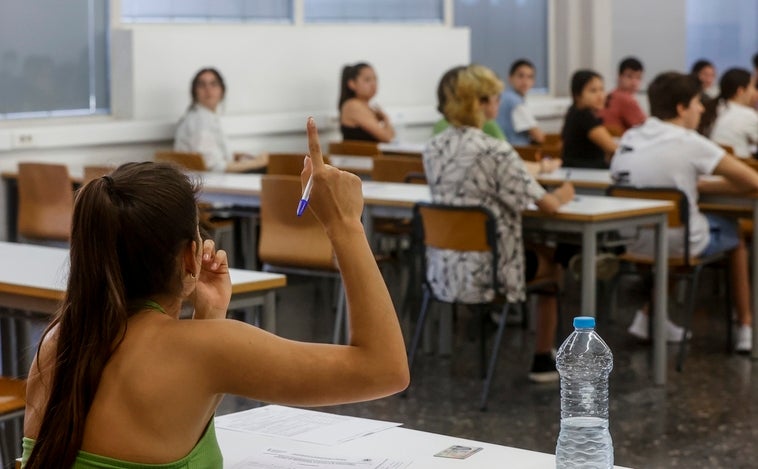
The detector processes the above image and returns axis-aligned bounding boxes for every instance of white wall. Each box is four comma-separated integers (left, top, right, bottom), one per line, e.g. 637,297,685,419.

611,0,688,89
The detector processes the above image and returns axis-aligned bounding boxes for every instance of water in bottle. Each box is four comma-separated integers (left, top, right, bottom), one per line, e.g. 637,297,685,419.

555,316,614,469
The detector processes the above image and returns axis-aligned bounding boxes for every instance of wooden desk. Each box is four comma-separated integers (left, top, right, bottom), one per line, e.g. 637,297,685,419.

0,241,286,377
216,405,633,469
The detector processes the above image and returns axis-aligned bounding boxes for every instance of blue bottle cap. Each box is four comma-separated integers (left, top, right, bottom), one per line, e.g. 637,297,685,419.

573,316,595,329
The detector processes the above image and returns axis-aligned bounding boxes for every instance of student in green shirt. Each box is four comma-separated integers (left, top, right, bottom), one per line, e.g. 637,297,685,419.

433,65,508,141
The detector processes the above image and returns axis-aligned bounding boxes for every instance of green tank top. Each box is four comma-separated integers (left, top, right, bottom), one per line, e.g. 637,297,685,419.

21,420,222,468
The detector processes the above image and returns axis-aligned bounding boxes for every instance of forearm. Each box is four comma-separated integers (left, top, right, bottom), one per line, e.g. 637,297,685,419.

327,221,407,366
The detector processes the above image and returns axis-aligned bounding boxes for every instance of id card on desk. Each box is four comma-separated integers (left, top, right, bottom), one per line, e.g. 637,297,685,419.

434,445,483,459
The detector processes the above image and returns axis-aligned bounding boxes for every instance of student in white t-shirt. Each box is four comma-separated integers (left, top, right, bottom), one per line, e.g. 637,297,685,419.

708,68,758,158
610,71,758,352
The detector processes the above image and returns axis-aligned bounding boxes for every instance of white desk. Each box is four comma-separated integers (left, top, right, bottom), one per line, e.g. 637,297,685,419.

537,168,613,194
216,406,632,469
0,242,286,376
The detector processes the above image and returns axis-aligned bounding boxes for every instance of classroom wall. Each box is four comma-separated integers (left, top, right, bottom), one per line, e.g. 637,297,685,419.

610,0,687,89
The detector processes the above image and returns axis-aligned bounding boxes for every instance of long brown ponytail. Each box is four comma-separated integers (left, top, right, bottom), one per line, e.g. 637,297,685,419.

26,162,199,468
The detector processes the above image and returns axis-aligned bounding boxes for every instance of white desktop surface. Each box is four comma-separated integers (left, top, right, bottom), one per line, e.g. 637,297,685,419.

216,408,632,469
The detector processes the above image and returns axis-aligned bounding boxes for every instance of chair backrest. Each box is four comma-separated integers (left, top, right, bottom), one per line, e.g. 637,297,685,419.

18,163,73,242
606,185,690,260
0,377,26,417
371,155,425,183
83,165,113,184
413,202,499,290
513,145,542,162
718,143,735,155
258,175,336,271
266,153,307,176
155,151,207,171
544,133,562,146
328,140,380,157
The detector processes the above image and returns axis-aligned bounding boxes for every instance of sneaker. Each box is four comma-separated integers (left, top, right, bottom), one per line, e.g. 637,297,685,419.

734,325,752,353
627,310,691,343
568,253,620,281
528,354,559,383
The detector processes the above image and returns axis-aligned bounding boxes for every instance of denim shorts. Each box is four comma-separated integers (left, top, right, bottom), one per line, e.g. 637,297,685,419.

700,213,740,257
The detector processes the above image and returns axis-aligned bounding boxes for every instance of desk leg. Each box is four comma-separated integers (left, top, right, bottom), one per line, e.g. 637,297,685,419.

752,201,758,360
1,316,15,375
263,291,276,334
653,214,668,385
580,227,597,317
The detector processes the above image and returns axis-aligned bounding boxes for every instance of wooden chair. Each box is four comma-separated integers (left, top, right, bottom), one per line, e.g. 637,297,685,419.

370,155,424,183
607,186,732,371
266,153,306,176
155,150,207,171
328,140,380,157
258,175,347,343
83,165,114,184
406,202,560,410
17,163,73,243
513,145,542,162
0,377,25,468
544,133,562,146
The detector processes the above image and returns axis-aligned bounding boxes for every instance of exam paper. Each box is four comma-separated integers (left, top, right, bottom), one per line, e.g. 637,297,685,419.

215,405,402,446
228,448,411,469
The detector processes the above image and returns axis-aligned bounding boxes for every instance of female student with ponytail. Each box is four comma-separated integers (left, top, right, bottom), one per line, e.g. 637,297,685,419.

707,68,758,158
22,118,409,468
338,62,395,142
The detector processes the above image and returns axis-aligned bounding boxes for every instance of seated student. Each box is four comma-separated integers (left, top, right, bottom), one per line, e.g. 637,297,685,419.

610,72,758,351
708,68,758,158
561,70,618,168
433,65,507,141
496,59,545,145
174,68,268,173
692,59,719,99
600,57,647,134
22,121,410,467
339,62,394,142
424,64,574,382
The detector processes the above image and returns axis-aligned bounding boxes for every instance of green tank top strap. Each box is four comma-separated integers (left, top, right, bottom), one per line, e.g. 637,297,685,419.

143,299,167,315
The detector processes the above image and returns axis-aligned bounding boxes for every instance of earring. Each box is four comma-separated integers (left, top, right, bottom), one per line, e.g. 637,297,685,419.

190,272,197,279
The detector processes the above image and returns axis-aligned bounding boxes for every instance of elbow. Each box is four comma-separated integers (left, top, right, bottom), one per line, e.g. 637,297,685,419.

377,358,410,396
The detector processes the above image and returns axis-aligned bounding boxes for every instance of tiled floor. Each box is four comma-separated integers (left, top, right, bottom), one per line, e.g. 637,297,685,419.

218,271,758,469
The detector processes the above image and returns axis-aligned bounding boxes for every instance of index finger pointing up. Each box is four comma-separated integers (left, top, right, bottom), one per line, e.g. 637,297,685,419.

306,117,325,169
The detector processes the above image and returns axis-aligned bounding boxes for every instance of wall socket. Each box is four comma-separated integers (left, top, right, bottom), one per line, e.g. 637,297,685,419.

15,134,34,147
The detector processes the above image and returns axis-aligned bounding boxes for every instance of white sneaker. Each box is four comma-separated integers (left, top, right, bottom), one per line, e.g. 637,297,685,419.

734,325,752,353
627,310,691,343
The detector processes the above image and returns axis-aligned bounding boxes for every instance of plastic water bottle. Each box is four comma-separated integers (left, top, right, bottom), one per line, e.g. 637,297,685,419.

555,316,614,468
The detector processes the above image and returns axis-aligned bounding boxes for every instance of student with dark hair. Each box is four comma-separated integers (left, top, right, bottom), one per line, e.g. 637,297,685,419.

22,120,410,467
611,72,758,350
432,65,507,140
709,68,758,158
601,57,646,134
496,59,545,145
338,62,394,142
174,68,268,173
691,59,718,99
560,70,618,168
424,64,573,382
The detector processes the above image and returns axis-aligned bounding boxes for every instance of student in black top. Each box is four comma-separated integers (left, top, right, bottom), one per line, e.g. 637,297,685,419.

561,70,618,168
338,63,395,142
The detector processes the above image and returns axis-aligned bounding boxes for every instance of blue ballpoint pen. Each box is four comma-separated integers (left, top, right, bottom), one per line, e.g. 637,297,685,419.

296,174,314,216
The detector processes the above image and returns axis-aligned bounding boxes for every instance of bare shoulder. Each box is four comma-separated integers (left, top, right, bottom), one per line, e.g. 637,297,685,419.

24,325,59,437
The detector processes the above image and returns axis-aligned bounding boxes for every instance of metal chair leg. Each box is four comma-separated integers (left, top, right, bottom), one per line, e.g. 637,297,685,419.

332,281,346,344
402,287,432,398
677,266,703,372
480,303,510,411
723,260,733,354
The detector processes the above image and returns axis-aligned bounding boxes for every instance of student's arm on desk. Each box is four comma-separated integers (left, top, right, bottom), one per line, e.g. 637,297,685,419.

588,126,618,164
698,154,758,194
536,181,575,214
185,118,409,407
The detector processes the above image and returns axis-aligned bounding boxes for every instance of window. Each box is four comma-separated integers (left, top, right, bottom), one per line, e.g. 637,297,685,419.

0,0,109,119
686,0,758,75
454,0,549,92
121,0,293,23
304,0,443,23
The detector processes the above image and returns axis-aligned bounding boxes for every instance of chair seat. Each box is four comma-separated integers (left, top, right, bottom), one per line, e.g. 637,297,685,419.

739,218,753,238
0,377,25,416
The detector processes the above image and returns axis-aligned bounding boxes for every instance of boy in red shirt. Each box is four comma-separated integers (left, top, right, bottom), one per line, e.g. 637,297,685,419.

601,57,646,134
